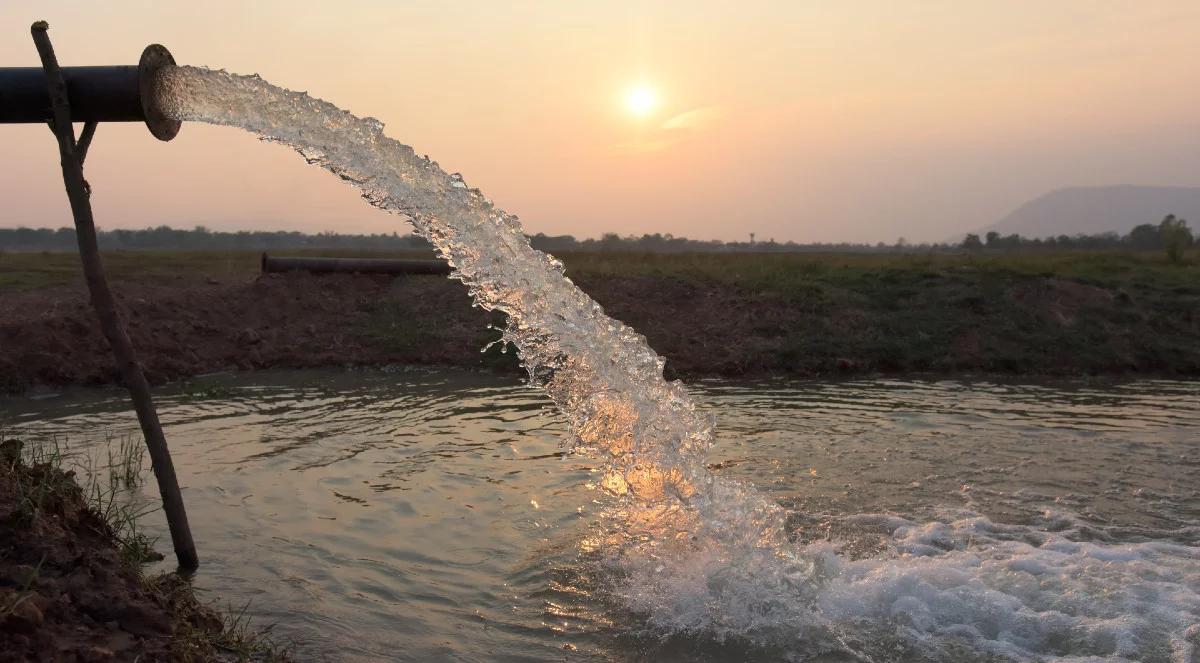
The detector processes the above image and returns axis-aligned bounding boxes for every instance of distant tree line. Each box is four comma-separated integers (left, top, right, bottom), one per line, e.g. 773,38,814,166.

0,216,1193,261
0,225,434,252
527,232,889,254
959,215,1194,262
539,216,1192,261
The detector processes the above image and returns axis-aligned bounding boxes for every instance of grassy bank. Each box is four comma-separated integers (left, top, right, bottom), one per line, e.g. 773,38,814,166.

2,246,1195,292
363,249,1200,376
0,248,435,291
1,248,1197,390
0,436,287,661
569,250,1200,374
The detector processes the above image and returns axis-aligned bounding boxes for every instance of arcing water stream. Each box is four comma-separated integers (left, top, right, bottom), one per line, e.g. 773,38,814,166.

155,67,1200,661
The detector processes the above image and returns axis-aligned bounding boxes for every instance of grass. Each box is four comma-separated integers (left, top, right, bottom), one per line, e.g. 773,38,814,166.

207,601,292,662
107,430,146,490
555,250,1200,376
10,434,160,566
152,581,292,663
180,381,239,401
2,246,1194,293
0,248,434,291
559,249,1200,297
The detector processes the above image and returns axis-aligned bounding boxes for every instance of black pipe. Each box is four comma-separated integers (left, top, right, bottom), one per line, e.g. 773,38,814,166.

0,66,139,121
261,254,452,276
0,44,180,140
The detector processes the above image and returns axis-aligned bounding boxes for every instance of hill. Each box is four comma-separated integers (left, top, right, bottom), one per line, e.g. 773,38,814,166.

982,185,1200,238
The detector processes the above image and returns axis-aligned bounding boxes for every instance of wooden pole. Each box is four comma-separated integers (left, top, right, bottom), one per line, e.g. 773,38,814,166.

30,21,198,571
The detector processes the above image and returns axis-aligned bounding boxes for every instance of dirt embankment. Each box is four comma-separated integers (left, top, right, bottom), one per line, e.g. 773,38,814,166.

0,441,234,662
0,273,412,392
1,269,1198,394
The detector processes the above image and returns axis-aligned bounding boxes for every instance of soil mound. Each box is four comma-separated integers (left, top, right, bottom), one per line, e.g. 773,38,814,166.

0,441,226,662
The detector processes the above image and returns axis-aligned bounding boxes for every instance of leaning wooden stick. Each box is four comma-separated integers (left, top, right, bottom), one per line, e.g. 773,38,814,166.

30,21,198,571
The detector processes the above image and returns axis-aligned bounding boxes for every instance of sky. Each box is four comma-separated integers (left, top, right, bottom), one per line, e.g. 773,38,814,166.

2,1,1200,243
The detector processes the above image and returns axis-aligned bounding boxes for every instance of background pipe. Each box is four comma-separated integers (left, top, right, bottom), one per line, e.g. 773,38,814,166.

262,254,452,276
0,44,180,140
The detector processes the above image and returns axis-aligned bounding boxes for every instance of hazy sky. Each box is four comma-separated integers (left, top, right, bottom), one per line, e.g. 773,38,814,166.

3,2,1200,242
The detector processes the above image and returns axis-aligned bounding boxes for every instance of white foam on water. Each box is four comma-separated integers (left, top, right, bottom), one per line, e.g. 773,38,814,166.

615,510,1199,661
156,67,1200,662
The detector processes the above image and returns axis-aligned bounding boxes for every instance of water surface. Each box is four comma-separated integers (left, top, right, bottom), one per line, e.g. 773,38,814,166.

2,370,1197,662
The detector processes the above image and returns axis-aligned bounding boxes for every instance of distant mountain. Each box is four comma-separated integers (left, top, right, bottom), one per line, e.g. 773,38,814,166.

980,185,1200,239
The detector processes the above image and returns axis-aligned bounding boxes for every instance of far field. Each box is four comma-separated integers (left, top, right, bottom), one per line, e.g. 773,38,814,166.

1,248,1198,393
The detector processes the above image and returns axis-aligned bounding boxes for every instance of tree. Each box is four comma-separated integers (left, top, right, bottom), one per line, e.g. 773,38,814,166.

1160,214,1194,263
985,231,1000,247
1127,223,1162,250
961,233,984,252
598,232,623,251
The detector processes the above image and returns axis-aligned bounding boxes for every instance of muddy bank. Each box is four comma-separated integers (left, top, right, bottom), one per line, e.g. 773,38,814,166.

1,269,1198,394
0,441,265,662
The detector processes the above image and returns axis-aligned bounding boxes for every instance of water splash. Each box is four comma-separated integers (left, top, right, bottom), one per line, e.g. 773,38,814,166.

155,67,1200,661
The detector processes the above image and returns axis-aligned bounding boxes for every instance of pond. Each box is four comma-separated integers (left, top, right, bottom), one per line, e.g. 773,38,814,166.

2,370,1197,662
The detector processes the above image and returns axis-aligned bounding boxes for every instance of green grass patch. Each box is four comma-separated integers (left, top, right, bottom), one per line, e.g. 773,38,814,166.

0,248,437,291
558,249,1200,298
2,247,1195,294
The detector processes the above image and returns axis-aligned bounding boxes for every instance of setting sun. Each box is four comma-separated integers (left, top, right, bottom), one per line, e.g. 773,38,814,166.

623,84,660,117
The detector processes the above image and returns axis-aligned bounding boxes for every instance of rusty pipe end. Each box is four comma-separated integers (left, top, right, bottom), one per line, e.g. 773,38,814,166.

2,43,184,139
139,44,180,142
